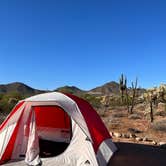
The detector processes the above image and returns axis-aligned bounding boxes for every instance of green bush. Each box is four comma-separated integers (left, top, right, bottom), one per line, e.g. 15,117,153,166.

0,92,24,114
80,94,102,109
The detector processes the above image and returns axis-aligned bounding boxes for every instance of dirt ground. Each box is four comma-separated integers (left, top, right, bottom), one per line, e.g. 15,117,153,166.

109,142,166,166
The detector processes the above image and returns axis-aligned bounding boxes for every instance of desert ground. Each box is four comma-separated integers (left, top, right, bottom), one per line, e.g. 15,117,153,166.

102,105,166,144
109,142,166,166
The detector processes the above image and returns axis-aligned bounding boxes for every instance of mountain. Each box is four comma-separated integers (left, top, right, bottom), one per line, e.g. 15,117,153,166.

56,82,123,96
88,81,120,95
0,81,146,97
55,86,85,95
0,82,46,96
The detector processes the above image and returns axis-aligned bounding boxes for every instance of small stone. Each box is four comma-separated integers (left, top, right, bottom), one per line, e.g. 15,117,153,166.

143,137,148,141
123,133,130,138
159,142,166,146
113,132,122,138
159,142,166,149
152,141,157,145
135,137,143,141
109,132,113,136
146,138,153,142
129,134,136,138
122,133,130,138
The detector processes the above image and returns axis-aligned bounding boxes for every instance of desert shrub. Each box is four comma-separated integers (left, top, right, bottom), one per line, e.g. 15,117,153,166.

80,94,102,109
134,103,146,111
0,112,7,124
128,128,142,134
109,96,124,106
112,113,125,118
98,110,107,117
154,111,166,117
128,113,142,119
0,99,11,113
0,94,4,100
0,92,24,114
152,120,166,132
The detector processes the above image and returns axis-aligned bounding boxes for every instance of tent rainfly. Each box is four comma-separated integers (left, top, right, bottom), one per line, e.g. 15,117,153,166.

0,92,117,166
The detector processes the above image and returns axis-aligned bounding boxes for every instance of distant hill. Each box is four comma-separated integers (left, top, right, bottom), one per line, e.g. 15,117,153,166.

55,86,85,95
0,81,146,97
88,81,120,95
0,82,46,96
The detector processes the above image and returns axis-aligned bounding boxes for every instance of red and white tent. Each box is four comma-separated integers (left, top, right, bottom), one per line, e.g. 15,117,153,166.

0,92,117,165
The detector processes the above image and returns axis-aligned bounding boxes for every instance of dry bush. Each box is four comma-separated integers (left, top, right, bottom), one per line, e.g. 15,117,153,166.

128,113,142,120
112,113,126,118
152,120,166,132
0,113,7,124
154,111,166,117
128,128,142,134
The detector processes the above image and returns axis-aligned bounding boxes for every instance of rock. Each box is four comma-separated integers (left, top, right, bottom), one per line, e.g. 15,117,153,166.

146,138,153,142
143,137,148,141
159,142,166,149
129,134,136,138
158,142,166,146
135,137,143,141
123,133,130,138
109,132,113,136
152,141,157,145
113,132,122,138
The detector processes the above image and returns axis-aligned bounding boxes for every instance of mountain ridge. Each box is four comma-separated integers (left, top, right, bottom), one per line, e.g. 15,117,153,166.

0,81,146,97
0,82,46,96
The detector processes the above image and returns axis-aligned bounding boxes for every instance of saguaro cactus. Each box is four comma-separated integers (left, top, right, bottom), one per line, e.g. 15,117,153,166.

130,77,138,114
119,74,127,103
145,90,155,122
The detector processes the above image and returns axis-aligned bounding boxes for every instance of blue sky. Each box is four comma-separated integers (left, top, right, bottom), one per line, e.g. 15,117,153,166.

0,0,166,90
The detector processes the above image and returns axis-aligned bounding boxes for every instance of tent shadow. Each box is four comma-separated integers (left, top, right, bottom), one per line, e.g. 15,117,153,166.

108,142,166,166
